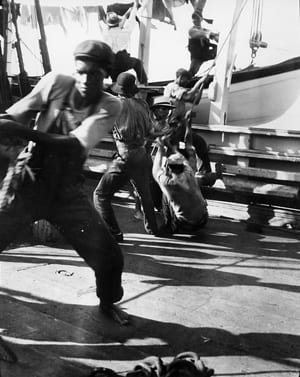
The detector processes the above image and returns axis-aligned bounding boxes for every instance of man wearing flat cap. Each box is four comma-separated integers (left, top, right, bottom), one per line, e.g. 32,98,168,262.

94,72,158,241
150,96,176,137
0,39,128,323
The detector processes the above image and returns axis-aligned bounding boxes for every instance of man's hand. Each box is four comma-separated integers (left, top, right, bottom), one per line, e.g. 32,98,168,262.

0,113,14,121
184,109,192,121
209,31,219,42
160,132,173,149
0,118,28,160
0,120,27,160
0,142,25,161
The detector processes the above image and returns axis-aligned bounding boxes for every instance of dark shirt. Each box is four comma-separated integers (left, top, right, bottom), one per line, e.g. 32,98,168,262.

170,125,211,174
113,97,152,149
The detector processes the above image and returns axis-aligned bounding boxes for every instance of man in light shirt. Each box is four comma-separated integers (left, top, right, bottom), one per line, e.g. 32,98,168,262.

152,137,208,235
0,40,128,324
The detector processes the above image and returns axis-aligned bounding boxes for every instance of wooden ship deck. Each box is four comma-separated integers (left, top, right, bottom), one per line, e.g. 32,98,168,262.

1,2,300,376
1,185,299,377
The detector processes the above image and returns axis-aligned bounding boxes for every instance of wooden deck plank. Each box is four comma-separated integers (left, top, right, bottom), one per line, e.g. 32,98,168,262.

222,164,300,182
0,201,299,377
209,146,300,162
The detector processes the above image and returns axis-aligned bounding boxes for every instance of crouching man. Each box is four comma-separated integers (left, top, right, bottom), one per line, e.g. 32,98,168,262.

152,138,208,235
0,40,128,324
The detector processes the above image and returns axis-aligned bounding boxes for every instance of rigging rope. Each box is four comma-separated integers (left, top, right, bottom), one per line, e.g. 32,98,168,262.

188,0,250,116
204,0,249,77
190,0,249,109
249,0,267,64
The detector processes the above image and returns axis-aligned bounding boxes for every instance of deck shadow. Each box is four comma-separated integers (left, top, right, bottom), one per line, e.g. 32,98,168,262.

1,289,299,375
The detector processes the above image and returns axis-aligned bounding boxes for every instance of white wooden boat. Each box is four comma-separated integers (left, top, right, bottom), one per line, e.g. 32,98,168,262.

193,56,300,126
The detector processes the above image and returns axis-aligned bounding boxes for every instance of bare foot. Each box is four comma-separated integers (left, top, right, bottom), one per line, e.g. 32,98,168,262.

134,210,144,220
99,303,130,326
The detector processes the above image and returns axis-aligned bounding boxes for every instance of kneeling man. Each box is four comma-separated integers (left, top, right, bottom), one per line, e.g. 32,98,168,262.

152,138,208,235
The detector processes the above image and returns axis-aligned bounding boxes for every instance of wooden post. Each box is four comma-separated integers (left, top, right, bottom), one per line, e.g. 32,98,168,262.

208,0,244,125
138,0,152,76
10,0,31,96
0,44,13,111
34,0,51,74
0,0,12,110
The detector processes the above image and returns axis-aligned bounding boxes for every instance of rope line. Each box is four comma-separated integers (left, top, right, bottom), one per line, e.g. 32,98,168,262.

189,0,249,115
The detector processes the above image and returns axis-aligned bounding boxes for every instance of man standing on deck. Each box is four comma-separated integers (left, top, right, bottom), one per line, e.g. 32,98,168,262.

0,40,128,323
94,72,158,242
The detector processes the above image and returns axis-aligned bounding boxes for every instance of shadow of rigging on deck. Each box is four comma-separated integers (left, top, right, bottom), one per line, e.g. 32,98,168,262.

1,231,300,295
0,287,299,376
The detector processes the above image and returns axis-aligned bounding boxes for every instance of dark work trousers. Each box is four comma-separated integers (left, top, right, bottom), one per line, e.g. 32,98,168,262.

188,37,217,76
94,145,158,236
111,50,148,84
162,194,208,233
0,145,124,305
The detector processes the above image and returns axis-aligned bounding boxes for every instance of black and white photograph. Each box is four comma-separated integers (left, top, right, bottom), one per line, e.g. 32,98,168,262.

0,0,299,376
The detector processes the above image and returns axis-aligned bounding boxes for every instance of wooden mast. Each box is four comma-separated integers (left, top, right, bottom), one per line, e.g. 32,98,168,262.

0,0,13,110
34,0,51,74
10,0,31,96
138,0,152,78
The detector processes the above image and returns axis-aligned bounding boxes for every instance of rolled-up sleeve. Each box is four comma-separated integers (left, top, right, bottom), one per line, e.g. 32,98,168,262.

6,72,74,128
70,94,122,151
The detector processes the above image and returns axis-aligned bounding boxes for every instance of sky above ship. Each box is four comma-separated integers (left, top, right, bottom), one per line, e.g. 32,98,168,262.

6,0,300,81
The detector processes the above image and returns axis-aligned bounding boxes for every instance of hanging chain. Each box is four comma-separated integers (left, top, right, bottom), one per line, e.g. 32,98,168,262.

250,46,258,64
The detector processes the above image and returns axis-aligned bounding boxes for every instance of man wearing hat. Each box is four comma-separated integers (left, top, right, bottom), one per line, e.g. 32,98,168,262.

99,1,148,84
0,40,128,323
150,95,176,138
94,72,158,242
152,137,208,235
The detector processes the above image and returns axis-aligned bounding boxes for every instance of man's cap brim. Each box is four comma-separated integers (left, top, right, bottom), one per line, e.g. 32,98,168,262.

151,103,175,109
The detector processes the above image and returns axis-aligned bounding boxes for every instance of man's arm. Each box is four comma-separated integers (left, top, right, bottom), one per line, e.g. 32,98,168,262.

183,75,208,101
137,0,149,16
70,95,122,150
152,140,166,181
121,2,138,30
189,26,219,42
6,72,74,128
188,75,206,94
0,119,83,153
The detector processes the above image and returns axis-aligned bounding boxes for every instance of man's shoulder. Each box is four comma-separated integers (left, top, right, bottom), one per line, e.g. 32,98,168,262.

165,82,177,91
99,91,122,112
44,71,75,87
102,91,121,104
165,81,174,88
130,97,150,110
40,71,75,99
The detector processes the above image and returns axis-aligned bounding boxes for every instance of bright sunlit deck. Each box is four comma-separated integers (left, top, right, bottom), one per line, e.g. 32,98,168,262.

1,192,299,377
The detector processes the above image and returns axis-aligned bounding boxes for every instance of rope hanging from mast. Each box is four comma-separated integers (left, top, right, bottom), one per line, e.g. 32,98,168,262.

249,0,267,64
